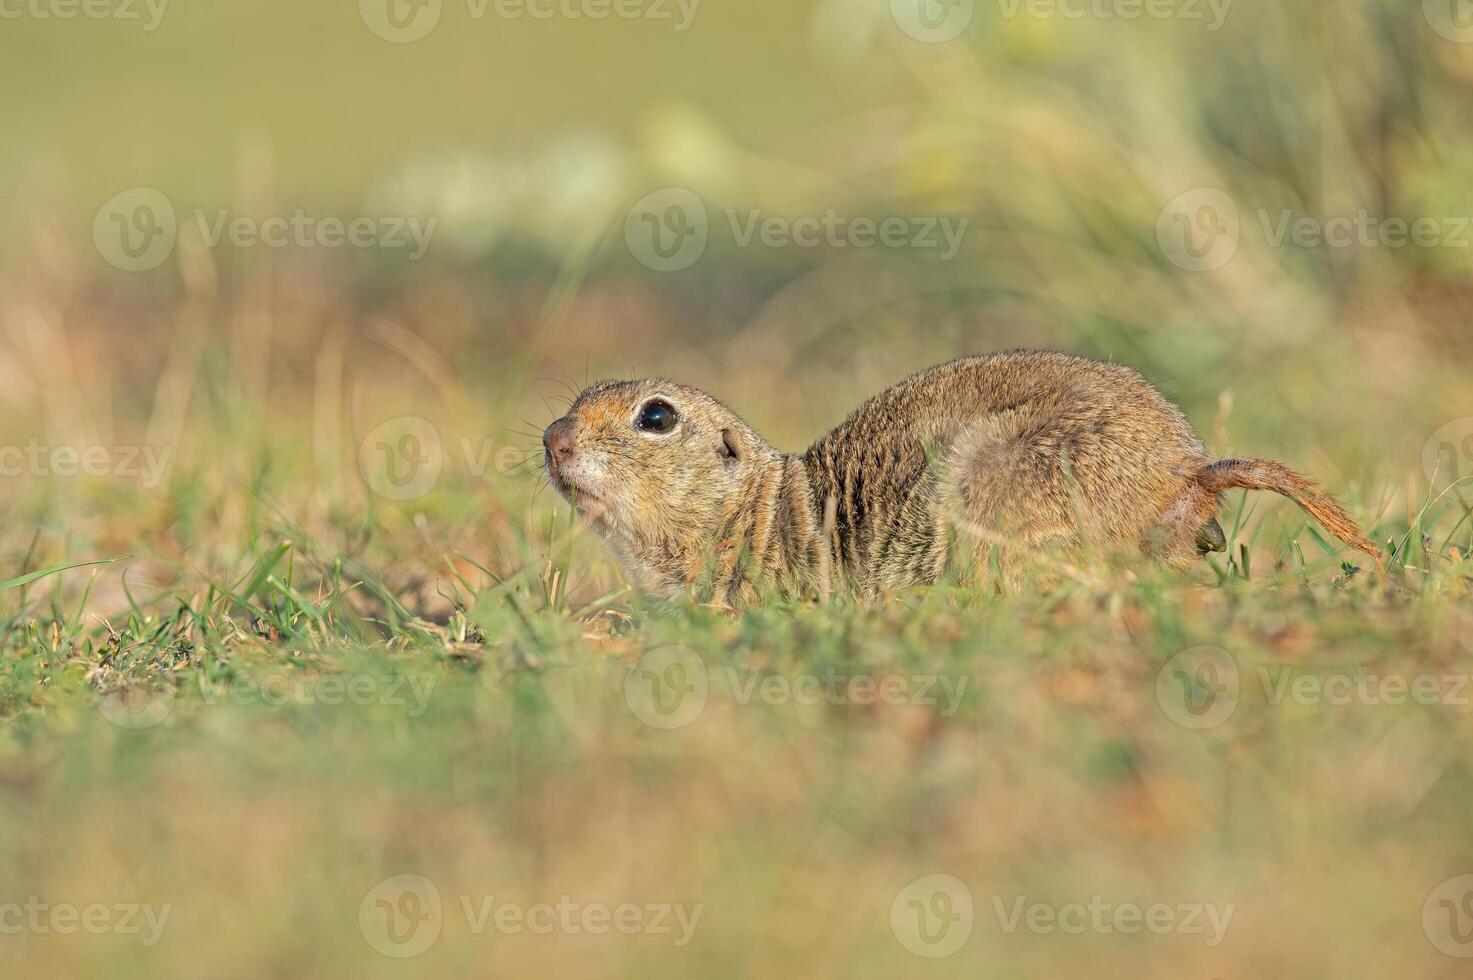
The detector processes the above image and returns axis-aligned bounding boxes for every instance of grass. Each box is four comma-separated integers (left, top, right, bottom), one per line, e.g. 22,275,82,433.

0,407,1470,978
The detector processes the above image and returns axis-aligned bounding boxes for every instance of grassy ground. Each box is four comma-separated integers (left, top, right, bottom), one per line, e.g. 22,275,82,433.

0,342,1469,979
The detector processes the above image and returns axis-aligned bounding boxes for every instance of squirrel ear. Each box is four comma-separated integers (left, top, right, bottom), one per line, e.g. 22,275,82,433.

719,428,741,461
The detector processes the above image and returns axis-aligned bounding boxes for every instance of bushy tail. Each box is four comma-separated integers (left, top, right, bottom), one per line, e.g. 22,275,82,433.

1196,458,1381,561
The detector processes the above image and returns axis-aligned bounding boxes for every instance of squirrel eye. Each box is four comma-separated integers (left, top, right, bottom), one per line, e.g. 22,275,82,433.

635,399,678,434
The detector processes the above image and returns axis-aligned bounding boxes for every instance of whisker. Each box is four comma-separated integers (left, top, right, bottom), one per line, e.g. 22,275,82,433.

536,375,581,401
544,359,586,396
504,456,545,477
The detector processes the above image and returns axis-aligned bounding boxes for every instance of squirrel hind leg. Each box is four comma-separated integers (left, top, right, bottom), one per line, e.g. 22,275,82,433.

1148,482,1222,569
1143,480,1225,568
940,409,1083,566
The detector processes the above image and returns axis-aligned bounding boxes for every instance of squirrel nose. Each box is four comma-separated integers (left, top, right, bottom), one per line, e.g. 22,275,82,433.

543,417,577,463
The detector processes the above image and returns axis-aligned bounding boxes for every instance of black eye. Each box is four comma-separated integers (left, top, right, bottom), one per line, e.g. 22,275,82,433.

635,399,678,434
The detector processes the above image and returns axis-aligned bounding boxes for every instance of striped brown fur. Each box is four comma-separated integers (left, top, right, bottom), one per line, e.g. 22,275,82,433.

543,351,1379,605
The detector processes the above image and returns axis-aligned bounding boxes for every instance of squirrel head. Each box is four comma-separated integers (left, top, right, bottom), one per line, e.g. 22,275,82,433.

543,379,775,594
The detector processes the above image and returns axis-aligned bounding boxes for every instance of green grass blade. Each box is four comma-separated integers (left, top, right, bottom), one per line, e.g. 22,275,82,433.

0,557,126,592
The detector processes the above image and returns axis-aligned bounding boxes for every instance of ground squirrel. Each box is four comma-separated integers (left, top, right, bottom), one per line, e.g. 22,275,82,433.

542,351,1379,605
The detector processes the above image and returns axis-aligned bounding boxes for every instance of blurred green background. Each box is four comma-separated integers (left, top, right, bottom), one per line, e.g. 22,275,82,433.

3,0,1471,486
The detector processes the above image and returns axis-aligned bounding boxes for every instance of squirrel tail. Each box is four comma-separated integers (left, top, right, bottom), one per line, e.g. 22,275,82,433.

1195,458,1381,562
